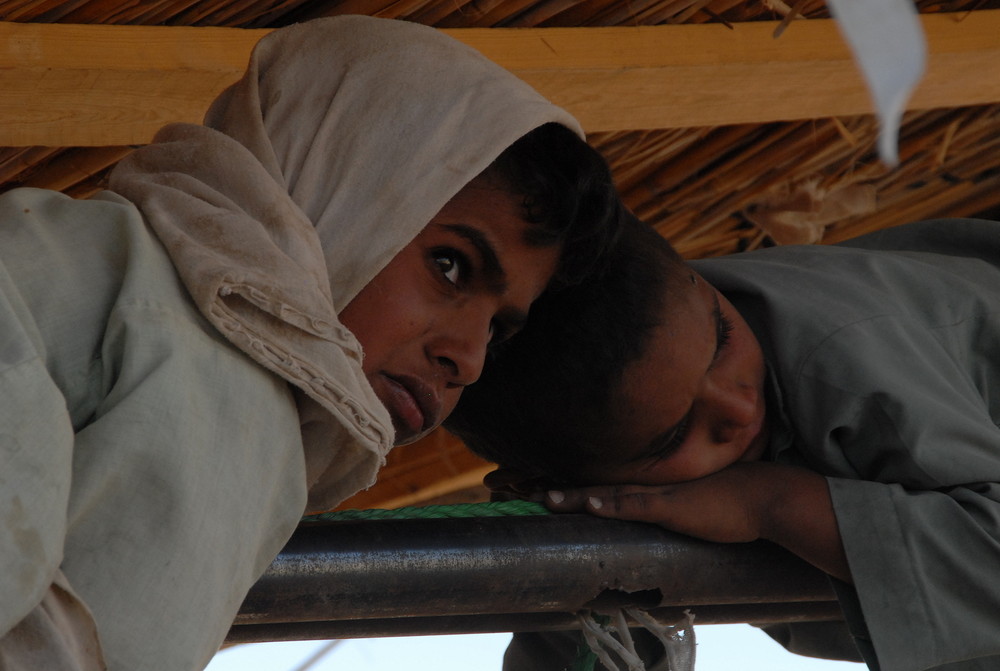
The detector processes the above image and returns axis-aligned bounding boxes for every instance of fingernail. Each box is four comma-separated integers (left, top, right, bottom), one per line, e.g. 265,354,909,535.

548,490,565,504
588,496,603,509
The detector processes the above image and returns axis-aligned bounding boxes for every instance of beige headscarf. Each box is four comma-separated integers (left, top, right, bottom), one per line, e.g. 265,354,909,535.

109,16,582,509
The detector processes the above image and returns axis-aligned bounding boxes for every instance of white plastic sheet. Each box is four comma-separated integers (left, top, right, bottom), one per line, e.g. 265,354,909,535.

826,0,927,165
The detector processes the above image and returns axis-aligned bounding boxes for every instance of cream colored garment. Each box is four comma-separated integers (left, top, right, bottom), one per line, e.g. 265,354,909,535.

110,16,582,509
0,187,309,670
0,571,105,671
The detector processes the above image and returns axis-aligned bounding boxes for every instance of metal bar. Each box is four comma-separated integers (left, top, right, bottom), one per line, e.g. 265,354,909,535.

233,514,837,640
227,602,844,643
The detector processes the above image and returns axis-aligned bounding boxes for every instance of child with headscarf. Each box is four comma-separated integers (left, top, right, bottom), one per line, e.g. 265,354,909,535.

0,16,620,670
448,213,1000,671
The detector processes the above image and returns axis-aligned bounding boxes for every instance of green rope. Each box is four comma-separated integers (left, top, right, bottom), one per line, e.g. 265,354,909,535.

301,499,595,670
301,499,549,523
572,613,610,671
573,638,599,671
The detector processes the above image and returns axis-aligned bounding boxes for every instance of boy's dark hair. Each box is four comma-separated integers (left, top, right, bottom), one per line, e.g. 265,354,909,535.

487,122,621,289
445,213,689,482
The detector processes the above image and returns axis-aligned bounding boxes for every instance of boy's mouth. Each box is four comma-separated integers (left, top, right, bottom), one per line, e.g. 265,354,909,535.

380,373,440,444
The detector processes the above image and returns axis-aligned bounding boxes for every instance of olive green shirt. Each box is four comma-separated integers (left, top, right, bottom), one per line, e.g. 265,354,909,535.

695,218,1000,671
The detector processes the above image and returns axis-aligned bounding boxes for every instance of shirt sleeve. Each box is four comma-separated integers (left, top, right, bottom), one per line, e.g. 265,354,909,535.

0,188,311,670
61,292,309,671
0,281,75,636
791,314,1000,671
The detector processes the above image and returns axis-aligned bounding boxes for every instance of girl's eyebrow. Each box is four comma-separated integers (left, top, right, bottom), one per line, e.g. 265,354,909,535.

636,291,726,462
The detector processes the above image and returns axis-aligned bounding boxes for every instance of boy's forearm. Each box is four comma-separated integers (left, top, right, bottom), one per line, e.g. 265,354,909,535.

543,462,853,583
759,467,852,584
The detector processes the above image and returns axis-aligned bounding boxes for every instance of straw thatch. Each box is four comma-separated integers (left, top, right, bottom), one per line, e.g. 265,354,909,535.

4,0,1000,506
4,0,1000,256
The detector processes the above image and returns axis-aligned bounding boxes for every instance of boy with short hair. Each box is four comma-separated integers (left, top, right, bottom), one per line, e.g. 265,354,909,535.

446,213,1000,671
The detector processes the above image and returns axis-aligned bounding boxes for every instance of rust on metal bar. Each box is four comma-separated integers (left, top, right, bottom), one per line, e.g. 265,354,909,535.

231,514,839,641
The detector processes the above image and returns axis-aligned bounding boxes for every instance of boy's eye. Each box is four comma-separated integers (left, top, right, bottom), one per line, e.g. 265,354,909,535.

709,297,735,370
433,250,465,286
717,313,735,351
657,414,690,459
644,413,691,465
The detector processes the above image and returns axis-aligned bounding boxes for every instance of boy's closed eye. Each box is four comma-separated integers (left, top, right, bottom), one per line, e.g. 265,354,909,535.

635,290,736,465
586,278,769,486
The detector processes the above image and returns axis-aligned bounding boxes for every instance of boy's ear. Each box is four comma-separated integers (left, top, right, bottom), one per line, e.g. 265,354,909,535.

483,466,556,501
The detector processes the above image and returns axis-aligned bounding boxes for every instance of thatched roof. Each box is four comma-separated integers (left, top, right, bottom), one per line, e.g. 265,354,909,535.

4,0,999,509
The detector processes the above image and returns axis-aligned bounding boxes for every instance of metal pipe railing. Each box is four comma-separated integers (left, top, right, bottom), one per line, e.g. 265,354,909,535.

229,514,839,642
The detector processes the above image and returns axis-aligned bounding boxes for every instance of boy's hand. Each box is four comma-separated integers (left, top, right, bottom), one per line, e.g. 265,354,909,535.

482,467,555,501
545,462,852,582
543,462,778,543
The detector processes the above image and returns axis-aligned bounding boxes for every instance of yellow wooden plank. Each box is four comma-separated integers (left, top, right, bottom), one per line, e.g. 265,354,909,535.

457,12,1000,131
0,12,998,146
333,429,494,511
0,23,264,147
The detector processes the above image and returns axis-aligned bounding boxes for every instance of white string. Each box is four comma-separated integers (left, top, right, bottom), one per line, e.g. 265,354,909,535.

578,613,632,671
614,609,640,662
578,612,646,670
627,608,696,671
576,608,696,671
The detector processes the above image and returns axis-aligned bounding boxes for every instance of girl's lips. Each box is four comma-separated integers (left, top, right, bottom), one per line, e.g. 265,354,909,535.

380,373,441,442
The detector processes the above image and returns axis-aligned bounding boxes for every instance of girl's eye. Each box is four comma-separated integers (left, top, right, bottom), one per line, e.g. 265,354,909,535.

433,250,465,286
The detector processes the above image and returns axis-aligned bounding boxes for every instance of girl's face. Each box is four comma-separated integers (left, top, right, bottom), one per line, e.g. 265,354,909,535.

584,273,770,485
339,175,560,446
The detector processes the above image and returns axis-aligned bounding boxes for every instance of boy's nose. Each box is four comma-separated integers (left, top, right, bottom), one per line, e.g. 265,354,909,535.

427,314,491,387
702,377,758,444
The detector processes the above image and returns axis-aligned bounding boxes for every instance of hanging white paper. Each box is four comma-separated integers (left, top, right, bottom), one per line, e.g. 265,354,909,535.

826,0,927,166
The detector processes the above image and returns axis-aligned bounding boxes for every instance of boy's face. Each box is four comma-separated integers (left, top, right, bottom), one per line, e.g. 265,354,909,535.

584,273,769,485
339,175,559,447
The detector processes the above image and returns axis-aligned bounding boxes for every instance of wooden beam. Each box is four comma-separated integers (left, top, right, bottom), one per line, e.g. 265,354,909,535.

0,12,999,146
334,429,493,511
0,23,264,147
475,11,1000,132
